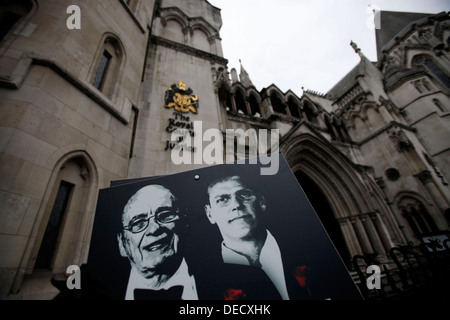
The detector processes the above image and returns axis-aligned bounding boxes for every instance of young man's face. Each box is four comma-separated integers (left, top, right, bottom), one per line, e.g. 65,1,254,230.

118,185,180,278
205,177,265,242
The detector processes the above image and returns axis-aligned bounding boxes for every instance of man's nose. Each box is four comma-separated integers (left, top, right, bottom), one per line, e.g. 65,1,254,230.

144,216,161,235
230,194,245,210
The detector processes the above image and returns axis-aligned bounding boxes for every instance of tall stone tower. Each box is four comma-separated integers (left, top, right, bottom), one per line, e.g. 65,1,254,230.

128,0,228,177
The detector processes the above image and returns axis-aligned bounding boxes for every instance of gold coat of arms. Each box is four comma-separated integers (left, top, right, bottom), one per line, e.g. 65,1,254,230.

164,81,199,114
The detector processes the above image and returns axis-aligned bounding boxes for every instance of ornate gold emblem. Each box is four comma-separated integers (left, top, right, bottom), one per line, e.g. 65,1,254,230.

164,81,199,114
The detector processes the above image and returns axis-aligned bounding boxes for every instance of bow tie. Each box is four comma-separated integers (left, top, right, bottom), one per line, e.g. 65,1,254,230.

134,286,184,300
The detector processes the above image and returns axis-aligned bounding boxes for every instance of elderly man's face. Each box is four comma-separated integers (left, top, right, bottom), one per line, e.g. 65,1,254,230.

118,185,180,277
205,178,265,241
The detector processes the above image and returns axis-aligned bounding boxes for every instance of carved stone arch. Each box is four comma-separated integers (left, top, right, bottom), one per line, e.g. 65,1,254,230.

282,134,385,259
190,18,215,38
394,191,435,211
11,150,99,294
285,91,302,105
364,102,386,130
323,113,336,136
286,94,302,119
360,101,379,118
159,8,189,31
393,191,441,241
246,87,262,104
282,134,374,217
89,32,127,100
409,52,450,87
216,80,233,113
214,70,232,93
159,8,189,44
190,26,211,52
33,150,99,268
331,114,342,126
189,17,218,53
246,88,262,117
323,112,332,122
232,86,248,115
266,85,286,103
0,0,38,54
347,111,364,128
407,51,432,69
103,33,127,59
231,82,247,95
303,98,319,114
291,156,352,219
265,86,286,115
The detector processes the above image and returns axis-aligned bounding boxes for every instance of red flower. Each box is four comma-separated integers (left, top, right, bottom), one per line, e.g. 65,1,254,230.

224,288,246,300
293,265,311,287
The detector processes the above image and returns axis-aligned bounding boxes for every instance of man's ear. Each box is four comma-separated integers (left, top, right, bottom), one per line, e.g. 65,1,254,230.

204,204,216,225
117,233,127,258
258,194,267,212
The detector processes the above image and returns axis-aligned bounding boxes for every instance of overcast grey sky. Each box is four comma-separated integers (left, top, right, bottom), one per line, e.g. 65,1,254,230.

207,0,449,96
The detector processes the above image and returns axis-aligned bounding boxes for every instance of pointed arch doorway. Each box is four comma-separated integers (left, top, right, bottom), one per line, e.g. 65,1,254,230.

295,170,351,266
282,133,397,269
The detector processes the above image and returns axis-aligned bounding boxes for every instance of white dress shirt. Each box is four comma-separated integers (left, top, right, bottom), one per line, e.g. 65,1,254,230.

125,258,198,300
221,230,290,300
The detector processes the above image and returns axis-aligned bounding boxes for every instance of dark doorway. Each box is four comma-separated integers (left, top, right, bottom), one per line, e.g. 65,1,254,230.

35,181,74,270
295,171,351,266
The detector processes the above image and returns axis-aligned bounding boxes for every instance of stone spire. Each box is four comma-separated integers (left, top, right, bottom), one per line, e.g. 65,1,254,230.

239,59,254,87
350,40,364,59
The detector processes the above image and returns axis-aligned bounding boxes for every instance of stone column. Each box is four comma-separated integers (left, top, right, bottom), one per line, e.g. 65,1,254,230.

230,93,237,112
214,87,224,132
417,170,449,226
360,213,386,255
245,98,252,116
338,217,362,257
369,212,394,252
350,216,373,253
378,104,393,123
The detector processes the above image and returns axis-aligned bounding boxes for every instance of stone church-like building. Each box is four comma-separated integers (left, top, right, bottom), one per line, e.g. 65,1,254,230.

0,0,449,299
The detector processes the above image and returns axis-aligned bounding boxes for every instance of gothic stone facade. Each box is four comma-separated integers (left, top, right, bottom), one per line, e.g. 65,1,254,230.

0,0,449,299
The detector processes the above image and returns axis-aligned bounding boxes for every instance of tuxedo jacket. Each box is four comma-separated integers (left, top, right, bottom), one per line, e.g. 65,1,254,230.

128,262,285,300
52,262,283,300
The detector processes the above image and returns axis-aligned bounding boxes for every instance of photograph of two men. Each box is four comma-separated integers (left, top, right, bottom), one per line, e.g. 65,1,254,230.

77,154,362,300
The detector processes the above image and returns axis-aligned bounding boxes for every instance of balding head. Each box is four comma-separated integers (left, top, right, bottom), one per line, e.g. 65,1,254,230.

118,185,181,278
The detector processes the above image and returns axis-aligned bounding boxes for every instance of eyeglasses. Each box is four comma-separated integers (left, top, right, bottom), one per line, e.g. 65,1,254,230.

212,189,257,208
123,209,180,234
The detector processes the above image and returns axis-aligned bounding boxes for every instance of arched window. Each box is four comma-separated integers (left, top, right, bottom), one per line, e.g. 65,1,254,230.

0,0,33,44
191,28,211,53
234,90,248,115
35,180,74,270
34,154,97,273
302,101,316,122
433,98,446,112
270,92,286,114
332,118,346,141
412,55,450,88
248,94,261,117
402,202,439,238
287,97,301,118
337,120,350,141
91,35,125,99
219,87,232,111
402,208,421,237
418,204,439,233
